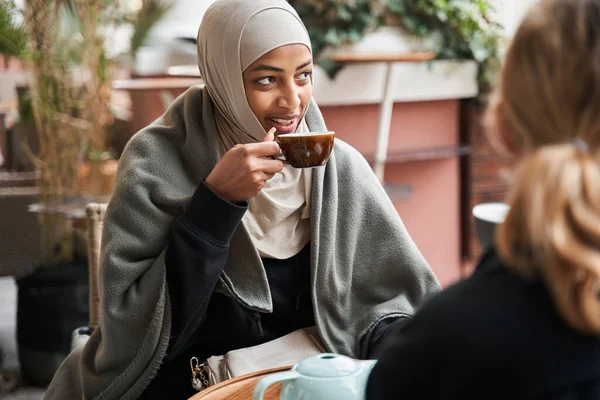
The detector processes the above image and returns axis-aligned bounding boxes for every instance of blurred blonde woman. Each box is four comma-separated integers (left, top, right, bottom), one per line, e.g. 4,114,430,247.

366,0,600,399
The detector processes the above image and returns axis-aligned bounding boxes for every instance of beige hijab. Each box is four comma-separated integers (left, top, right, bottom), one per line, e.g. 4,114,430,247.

197,0,313,259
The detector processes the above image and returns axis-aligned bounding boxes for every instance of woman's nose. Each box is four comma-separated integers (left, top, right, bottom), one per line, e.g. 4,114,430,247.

277,83,301,110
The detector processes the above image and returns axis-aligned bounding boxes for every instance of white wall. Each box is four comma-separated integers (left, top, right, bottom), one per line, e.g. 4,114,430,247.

496,0,538,36
151,0,216,40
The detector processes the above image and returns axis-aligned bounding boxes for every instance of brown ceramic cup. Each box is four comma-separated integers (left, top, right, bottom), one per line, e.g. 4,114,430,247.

275,131,335,168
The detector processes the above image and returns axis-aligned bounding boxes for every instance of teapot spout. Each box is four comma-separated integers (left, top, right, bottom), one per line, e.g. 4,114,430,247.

359,360,378,386
362,359,378,373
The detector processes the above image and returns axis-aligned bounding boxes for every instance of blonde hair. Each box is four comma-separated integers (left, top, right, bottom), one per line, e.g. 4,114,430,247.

490,0,600,334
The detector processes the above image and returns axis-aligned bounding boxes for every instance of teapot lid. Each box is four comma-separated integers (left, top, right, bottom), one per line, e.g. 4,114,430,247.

295,354,361,378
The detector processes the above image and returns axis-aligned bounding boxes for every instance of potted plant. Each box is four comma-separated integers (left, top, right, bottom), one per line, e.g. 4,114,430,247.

0,0,26,68
12,0,120,385
127,0,174,74
21,0,119,259
0,1,27,170
289,0,503,94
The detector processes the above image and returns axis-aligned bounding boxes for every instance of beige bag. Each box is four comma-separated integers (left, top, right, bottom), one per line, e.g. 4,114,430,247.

190,327,325,391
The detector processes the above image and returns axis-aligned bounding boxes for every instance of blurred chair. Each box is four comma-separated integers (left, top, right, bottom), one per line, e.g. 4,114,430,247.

85,202,107,332
71,202,107,350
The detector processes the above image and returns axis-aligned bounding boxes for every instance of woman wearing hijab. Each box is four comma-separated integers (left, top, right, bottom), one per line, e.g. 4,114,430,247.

366,0,600,399
44,1,439,399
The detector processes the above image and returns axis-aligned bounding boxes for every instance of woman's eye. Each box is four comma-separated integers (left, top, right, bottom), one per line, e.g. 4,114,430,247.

257,76,275,85
298,71,312,80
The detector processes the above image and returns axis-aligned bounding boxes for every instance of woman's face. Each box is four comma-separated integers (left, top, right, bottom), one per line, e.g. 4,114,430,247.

243,44,313,135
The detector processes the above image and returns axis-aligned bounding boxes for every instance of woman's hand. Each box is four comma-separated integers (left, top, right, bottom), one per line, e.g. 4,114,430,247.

205,128,283,203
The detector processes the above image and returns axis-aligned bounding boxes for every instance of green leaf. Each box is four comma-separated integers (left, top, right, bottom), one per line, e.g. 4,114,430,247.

347,29,363,42
469,32,490,62
98,50,108,81
324,27,342,46
436,9,448,22
318,58,344,79
336,4,352,21
0,0,27,57
129,0,174,59
386,0,406,14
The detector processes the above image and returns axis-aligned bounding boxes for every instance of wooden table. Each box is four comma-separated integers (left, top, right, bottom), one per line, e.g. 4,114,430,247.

329,52,436,183
166,65,202,78
112,77,203,108
188,366,289,400
28,195,111,220
112,77,203,91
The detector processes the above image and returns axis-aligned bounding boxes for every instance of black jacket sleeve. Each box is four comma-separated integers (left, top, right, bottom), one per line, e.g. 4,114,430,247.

366,316,411,360
163,180,247,361
365,312,443,400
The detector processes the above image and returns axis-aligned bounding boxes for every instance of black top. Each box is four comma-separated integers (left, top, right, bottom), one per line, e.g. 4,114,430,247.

366,249,600,400
138,181,402,399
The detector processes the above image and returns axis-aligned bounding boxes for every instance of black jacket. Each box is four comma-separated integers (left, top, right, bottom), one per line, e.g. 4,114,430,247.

139,181,403,399
366,249,600,400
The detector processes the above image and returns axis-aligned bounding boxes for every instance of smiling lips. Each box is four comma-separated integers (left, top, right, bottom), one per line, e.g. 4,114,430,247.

268,114,300,134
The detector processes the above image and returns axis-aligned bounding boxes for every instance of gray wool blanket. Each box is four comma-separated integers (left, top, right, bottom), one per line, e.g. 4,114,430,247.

45,85,440,400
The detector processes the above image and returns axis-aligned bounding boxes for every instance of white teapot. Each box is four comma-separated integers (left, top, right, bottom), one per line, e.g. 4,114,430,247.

253,353,377,400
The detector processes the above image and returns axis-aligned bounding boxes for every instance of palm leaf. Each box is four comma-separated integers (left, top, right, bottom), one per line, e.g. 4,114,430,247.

0,0,27,58
129,0,174,60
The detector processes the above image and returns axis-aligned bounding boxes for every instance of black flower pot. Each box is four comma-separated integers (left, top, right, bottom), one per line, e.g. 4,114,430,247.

16,260,89,386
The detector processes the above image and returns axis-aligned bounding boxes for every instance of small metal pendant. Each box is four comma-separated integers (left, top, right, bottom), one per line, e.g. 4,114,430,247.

190,356,209,391
191,375,205,391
